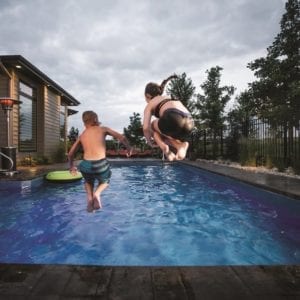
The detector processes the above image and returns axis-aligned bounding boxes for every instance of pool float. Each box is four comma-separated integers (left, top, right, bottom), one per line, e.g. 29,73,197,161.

45,170,83,183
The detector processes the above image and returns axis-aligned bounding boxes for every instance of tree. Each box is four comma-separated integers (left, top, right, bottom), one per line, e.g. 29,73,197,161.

195,66,235,157
226,90,255,160
247,0,300,126
68,127,79,144
166,72,196,110
228,90,256,137
123,112,146,150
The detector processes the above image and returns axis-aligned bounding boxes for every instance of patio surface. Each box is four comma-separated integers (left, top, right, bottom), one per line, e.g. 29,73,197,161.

0,264,299,299
0,159,299,299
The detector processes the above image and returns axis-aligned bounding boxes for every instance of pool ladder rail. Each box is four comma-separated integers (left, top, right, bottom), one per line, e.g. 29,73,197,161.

0,150,19,176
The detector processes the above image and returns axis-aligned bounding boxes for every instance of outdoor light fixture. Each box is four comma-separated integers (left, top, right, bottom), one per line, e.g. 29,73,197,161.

0,97,21,175
0,97,19,111
0,97,21,145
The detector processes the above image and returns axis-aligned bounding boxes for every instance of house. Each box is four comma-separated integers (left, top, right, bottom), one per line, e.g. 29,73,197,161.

0,55,80,167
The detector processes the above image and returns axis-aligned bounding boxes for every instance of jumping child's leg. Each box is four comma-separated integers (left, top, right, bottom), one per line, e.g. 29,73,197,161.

152,120,176,161
164,139,189,160
93,182,109,210
152,119,189,160
84,181,94,212
153,131,176,161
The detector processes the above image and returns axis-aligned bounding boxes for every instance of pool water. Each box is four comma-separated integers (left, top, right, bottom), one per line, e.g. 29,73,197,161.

0,161,299,266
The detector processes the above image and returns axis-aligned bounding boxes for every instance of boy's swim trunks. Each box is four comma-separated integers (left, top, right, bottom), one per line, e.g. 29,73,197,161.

78,158,111,185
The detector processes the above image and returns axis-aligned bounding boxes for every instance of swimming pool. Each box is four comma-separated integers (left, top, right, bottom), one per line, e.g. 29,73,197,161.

0,161,299,266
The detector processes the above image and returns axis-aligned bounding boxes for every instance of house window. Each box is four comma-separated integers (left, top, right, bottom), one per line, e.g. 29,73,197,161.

60,105,66,141
19,81,37,152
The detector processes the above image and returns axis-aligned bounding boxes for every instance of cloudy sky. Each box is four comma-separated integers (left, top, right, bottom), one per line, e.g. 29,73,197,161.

0,0,286,132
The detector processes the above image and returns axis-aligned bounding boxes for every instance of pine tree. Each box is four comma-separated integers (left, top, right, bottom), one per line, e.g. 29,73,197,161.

123,112,146,150
166,72,196,110
248,0,300,126
195,66,235,157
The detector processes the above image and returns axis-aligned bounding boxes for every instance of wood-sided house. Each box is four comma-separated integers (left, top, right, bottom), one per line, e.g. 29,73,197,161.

0,55,80,166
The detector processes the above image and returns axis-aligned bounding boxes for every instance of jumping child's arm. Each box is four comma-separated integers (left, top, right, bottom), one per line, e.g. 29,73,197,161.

67,138,81,174
105,127,132,157
143,105,154,147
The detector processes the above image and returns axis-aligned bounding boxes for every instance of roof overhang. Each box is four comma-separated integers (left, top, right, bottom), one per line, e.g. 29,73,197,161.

0,55,80,106
67,108,79,116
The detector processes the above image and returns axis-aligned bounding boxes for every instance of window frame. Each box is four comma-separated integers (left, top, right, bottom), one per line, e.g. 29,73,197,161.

18,80,37,152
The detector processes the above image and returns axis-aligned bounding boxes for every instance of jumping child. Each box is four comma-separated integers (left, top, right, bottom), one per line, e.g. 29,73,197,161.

68,110,132,212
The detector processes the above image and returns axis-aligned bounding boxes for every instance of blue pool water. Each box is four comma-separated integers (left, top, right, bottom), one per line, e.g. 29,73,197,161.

0,161,299,266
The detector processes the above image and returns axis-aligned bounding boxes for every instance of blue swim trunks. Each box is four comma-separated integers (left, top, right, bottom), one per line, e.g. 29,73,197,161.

78,158,112,185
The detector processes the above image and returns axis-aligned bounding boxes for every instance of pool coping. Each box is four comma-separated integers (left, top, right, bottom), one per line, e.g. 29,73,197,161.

0,264,299,298
180,160,300,200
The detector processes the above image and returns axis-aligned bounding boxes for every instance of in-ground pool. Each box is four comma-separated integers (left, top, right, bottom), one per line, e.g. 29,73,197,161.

0,161,299,266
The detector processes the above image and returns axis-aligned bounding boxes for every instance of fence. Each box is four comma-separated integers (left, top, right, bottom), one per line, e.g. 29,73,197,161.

190,119,300,172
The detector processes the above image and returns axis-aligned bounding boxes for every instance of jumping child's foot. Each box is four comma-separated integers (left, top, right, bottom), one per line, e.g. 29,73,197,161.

176,142,189,160
162,145,176,161
87,200,94,213
93,193,102,210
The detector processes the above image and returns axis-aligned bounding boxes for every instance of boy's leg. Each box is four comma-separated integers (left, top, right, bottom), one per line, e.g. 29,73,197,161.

84,181,94,212
93,182,109,210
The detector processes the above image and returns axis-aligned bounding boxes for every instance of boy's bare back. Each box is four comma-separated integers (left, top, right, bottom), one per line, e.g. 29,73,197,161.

80,126,107,160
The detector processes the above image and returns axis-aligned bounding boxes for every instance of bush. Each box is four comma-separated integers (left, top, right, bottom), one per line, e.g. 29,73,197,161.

52,143,67,163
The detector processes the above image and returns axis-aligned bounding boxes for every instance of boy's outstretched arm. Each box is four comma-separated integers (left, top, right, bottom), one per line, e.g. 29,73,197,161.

105,127,132,157
67,138,81,174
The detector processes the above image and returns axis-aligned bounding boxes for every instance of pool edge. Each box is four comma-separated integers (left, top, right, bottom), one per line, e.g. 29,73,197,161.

180,160,300,200
0,263,299,298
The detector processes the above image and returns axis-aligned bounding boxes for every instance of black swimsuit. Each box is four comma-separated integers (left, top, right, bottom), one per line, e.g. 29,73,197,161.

154,99,194,141
154,98,173,118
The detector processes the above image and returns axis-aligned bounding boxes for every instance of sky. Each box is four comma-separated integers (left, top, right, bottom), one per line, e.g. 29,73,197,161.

0,0,286,133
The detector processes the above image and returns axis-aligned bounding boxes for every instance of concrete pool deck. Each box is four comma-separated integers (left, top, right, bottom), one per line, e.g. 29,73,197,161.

0,158,299,299
0,264,299,299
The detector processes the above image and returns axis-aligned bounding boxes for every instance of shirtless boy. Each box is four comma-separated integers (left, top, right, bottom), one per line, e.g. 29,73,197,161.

68,110,132,212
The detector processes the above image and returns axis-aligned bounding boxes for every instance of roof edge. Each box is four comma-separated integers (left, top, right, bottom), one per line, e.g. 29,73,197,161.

0,55,80,106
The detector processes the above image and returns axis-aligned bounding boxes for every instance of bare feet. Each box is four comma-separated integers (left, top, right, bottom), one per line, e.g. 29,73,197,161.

162,144,176,161
176,142,189,160
87,200,94,213
92,193,102,210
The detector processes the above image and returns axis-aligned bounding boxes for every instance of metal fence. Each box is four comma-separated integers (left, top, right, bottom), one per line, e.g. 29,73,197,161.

189,119,300,171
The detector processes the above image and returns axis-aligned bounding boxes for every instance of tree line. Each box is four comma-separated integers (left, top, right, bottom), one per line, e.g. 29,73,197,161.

122,0,299,161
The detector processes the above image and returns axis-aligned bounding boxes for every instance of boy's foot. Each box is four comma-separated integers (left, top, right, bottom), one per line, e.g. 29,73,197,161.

176,142,189,160
93,194,102,210
87,201,94,213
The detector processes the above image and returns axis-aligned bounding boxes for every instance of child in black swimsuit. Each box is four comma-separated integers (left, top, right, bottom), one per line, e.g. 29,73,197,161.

143,75,194,161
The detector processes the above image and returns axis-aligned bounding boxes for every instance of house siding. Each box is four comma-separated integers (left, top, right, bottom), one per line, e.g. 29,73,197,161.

11,71,19,149
44,88,61,159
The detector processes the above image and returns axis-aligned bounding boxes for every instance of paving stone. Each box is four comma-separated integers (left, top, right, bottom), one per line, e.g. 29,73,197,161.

108,267,153,300
180,266,252,300
151,267,188,300
232,265,300,297
0,264,44,297
30,265,72,296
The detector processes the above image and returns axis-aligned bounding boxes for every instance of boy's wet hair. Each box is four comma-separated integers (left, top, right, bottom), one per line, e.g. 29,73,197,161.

82,111,100,126
144,74,178,99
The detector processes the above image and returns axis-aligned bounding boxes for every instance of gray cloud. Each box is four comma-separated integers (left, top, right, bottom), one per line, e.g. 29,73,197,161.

0,0,286,132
